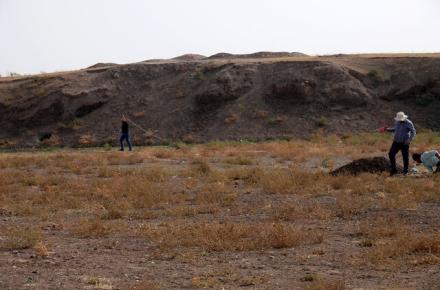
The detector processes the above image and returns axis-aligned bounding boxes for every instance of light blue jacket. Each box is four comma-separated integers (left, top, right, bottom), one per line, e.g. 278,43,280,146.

421,150,440,172
387,120,416,144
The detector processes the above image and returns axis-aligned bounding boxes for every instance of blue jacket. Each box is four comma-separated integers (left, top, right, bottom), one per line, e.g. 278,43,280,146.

387,119,416,144
421,150,440,172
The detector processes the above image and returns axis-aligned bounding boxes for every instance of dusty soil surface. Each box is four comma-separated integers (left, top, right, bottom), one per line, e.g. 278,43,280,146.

0,140,439,289
1,52,440,148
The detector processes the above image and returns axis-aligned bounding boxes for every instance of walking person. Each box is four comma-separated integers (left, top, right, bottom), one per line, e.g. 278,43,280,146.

379,112,416,175
120,115,132,151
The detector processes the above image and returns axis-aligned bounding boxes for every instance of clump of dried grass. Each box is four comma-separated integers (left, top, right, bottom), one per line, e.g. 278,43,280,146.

130,278,162,290
195,182,237,206
304,276,345,290
191,266,268,289
164,205,219,217
101,203,127,220
152,148,175,159
94,176,181,209
1,226,43,250
223,156,255,165
334,192,372,219
107,152,145,165
33,241,50,258
70,218,113,238
273,201,333,221
358,214,408,239
189,158,212,177
359,215,440,265
118,166,171,182
144,222,324,251
239,166,327,195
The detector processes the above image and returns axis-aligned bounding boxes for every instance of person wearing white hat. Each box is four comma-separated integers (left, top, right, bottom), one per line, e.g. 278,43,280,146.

379,112,416,175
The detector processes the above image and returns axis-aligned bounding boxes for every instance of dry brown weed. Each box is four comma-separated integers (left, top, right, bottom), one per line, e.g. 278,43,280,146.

144,222,324,251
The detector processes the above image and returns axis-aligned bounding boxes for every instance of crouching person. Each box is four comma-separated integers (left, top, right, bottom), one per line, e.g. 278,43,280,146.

412,150,440,173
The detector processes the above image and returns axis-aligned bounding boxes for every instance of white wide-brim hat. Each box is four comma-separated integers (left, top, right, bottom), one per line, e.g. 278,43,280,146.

395,111,408,121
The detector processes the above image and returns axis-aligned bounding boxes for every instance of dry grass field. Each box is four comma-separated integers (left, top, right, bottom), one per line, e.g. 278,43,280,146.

1,132,440,289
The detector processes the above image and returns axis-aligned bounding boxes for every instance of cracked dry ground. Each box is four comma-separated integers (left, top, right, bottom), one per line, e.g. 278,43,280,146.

0,138,439,289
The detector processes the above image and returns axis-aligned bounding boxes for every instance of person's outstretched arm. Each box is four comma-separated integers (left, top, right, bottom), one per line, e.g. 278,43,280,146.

379,124,395,133
386,125,395,132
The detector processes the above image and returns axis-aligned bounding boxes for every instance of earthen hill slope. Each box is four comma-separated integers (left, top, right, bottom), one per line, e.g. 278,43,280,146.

1,52,440,147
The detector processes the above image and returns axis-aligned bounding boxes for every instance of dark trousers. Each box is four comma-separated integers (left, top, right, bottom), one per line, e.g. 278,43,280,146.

436,161,440,173
120,133,132,151
388,141,409,174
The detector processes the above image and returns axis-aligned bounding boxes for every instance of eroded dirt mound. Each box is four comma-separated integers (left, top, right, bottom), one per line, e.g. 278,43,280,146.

1,53,440,148
173,54,206,61
87,63,118,69
208,51,307,59
331,157,402,175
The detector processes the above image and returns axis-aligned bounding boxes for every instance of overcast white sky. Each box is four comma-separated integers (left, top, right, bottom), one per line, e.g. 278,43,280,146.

1,0,439,75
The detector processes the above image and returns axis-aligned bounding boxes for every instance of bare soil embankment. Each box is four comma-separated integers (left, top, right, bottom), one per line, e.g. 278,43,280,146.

1,52,440,148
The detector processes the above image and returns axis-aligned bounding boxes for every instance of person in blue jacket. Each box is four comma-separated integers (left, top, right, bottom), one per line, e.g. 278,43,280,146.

412,150,440,173
380,112,416,175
